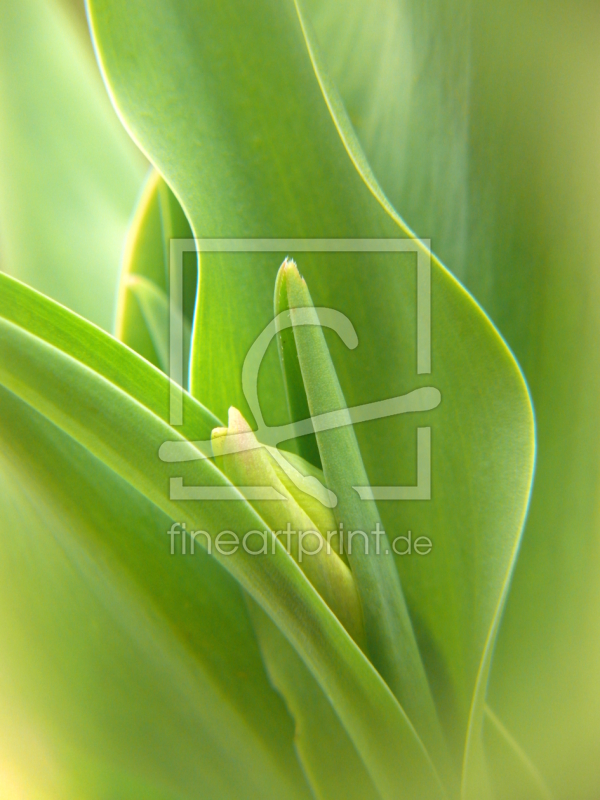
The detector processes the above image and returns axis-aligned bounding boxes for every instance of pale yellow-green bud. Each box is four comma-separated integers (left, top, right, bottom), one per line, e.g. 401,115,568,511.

212,407,364,646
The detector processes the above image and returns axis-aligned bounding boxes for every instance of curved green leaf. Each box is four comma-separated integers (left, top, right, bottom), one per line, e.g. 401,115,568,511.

304,0,600,793
0,385,308,800
0,272,445,800
483,706,552,800
0,272,220,442
247,599,382,800
84,0,533,792
86,0,534,790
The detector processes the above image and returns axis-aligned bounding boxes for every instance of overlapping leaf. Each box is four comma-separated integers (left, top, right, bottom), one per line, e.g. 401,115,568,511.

116,169,197,384
85,0,534,791
0,385,308,800
0,272,444,800
0,0,541,796
304,0,600,794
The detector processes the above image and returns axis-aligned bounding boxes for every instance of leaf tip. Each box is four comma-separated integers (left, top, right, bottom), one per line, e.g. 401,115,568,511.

280,257,304,283
227,406,252,433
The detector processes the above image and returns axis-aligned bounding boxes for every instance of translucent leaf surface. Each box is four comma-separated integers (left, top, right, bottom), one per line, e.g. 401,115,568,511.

86,0,535,792
303,0,600,793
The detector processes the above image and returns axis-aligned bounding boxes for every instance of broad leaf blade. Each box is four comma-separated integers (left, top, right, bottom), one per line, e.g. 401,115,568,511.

0,387,309,800
303,0,600,793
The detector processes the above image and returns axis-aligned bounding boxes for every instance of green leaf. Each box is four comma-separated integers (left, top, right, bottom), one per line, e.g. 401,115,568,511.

275,268,322,467
0,0,145,330
86,0,534,791
302,0,471,276
0,273,309,798
247,599,382,800
483,706,553,800
0,272,220,443
0,272,445,800
116,169,197,384
303,0,600,792
0,385,309,800
277,259,448,775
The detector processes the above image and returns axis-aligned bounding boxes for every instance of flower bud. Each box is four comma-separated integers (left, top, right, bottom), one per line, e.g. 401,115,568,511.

212,407,364,646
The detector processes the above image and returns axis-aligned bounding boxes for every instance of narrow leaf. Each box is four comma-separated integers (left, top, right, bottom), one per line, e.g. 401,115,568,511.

116,169,197,384
278,259,449,775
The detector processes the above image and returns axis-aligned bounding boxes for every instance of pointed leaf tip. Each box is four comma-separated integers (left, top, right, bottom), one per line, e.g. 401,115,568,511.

280,257,304,284
228,406,251,432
